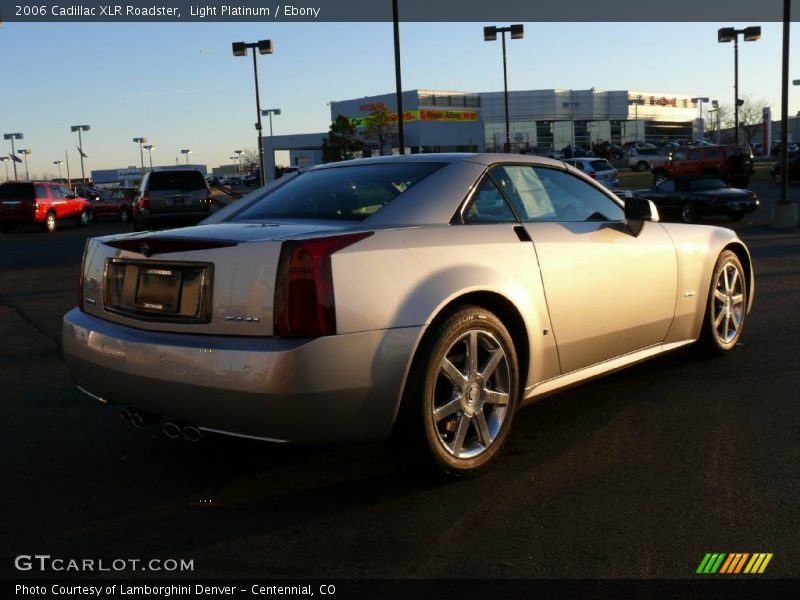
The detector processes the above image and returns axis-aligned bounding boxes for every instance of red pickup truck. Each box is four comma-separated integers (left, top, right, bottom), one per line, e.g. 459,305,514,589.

0,181,91,233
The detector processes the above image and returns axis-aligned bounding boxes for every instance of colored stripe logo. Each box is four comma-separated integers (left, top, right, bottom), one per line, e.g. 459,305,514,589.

697,553,773,574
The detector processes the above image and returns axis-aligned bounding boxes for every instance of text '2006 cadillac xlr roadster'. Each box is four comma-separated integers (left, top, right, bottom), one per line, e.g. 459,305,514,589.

63,154,754,475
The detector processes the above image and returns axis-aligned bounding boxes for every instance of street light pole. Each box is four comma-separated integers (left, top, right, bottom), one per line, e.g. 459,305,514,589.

181,149,192,165
392,0,405,154
53,160,63,181
18,149,31,181
132,137,147,179
261,108,281,179
233,40,273,186
484,24,523,153
718,26,761,144
143,145,155,170
234,149,243,174
3,133,23,180
70,125,90,184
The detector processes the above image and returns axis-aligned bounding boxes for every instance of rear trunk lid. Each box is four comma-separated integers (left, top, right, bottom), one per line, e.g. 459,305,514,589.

0,182,36,218
80,222,352,336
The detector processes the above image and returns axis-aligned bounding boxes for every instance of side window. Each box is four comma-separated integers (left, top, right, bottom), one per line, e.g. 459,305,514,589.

464,176,517,224
34,185,48,199
50,186,65,199
705,148,722,160
657,179,675,193
490,165,624,223
688,150,701,161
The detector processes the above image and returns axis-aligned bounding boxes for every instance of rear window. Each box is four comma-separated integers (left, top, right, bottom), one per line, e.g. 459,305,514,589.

590,160,614,172
148,171,207,192
0,182,34,200
232,162,446,222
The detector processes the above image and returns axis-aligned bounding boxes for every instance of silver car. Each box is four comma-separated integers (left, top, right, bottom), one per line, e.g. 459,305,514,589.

63,154,754,475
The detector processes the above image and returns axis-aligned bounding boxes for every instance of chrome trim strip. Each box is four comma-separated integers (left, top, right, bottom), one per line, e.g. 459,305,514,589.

76,385,108,404
198,426,289,444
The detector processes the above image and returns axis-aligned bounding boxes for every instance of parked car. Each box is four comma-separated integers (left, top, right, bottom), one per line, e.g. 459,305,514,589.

63,153,754,476
90,187,138,222
206,176,220,186
563,158,619,188
633,176,759,223
663,144,754,187
770,141,799,157
770,155,800,183
531,147,562,160
626,147,669,172
0,181,91,233
133,169,212,231
242,172,258,186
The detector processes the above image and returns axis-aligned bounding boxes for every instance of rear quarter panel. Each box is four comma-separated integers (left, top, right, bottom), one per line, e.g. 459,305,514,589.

332,224,561,391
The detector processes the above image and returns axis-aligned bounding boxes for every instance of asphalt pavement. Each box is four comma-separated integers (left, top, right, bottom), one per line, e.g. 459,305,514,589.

1,191,798,580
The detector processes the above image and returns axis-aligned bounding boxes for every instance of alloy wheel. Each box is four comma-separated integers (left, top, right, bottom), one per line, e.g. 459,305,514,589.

431,329,511,460
712,261,745,345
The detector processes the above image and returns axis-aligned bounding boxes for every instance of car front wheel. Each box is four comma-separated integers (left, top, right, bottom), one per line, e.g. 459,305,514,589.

402,306,519,476
120,208,130,223
79,209,90,227
699,250,747,354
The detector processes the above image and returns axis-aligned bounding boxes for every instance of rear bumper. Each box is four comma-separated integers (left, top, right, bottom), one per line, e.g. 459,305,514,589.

63,308,423,443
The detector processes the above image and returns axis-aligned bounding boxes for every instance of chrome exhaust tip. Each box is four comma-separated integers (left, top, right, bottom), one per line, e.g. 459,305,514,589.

162,422,182,439
182,425,202,442
120,407,133,423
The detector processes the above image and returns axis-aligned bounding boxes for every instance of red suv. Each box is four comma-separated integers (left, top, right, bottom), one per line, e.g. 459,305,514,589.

0,181,91,233
662,144,755,187
89,187,138,223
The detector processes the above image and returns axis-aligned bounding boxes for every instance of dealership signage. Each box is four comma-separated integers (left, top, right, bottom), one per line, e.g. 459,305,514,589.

349,110,479,128
117,168,143,178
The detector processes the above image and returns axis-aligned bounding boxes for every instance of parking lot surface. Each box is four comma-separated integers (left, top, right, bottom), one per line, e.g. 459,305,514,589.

2,189,798,578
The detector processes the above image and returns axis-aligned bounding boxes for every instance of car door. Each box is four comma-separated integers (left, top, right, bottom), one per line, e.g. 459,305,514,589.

488,164,677,374
48,185,68,218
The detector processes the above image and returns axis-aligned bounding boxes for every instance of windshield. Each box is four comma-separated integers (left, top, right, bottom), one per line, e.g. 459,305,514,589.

231,162,446,222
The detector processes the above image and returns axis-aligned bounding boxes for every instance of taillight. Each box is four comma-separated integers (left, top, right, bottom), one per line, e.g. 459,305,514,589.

588,172,598,179
78,240,89,310
274,232,373,337
139,192,150,210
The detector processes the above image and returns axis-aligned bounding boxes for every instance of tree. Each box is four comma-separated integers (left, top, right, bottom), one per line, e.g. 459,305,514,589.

322,115,364,162
719,96,769,145
704,104,731,142
363,104,398,156
239,148,260,173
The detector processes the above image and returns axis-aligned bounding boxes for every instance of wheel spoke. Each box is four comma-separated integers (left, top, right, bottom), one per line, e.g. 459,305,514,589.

723,314,730,341
433,398,461,422
440,357,467,390
731,293,744,306
475,411,492,448
729,267,739,293
451,414,469,456
723,267,731,294
731,310,741,329
480,348,503,380
484,389,509,406
714,289,727,302
714,309,725,328
468,331,478,376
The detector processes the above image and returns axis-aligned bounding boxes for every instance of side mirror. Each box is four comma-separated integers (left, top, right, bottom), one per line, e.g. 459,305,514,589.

625,197,659,236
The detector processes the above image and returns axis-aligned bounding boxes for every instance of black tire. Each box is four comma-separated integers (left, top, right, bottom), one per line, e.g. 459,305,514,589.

773,172,783,185
698,250,747,355
78,209,90,227
681,203,697,224
43,211,57,233
120,208,130,223
636,161,649,172
1,223,15,234
395,306,520,477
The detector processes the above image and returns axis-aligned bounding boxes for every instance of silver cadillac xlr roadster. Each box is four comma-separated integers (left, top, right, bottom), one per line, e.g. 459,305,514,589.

63,154,754,474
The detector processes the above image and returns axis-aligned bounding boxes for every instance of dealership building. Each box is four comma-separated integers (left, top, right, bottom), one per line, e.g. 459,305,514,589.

264,87,703,178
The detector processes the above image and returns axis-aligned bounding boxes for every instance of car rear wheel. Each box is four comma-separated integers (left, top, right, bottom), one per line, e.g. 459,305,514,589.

636,161,649,172
773,172,783,185
43,211,57,233
699,250,747,354
400,306,519,477
120,208,130,223
681,203,697,223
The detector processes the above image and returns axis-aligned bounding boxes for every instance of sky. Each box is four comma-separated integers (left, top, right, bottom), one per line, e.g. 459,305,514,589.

0,20,798,180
